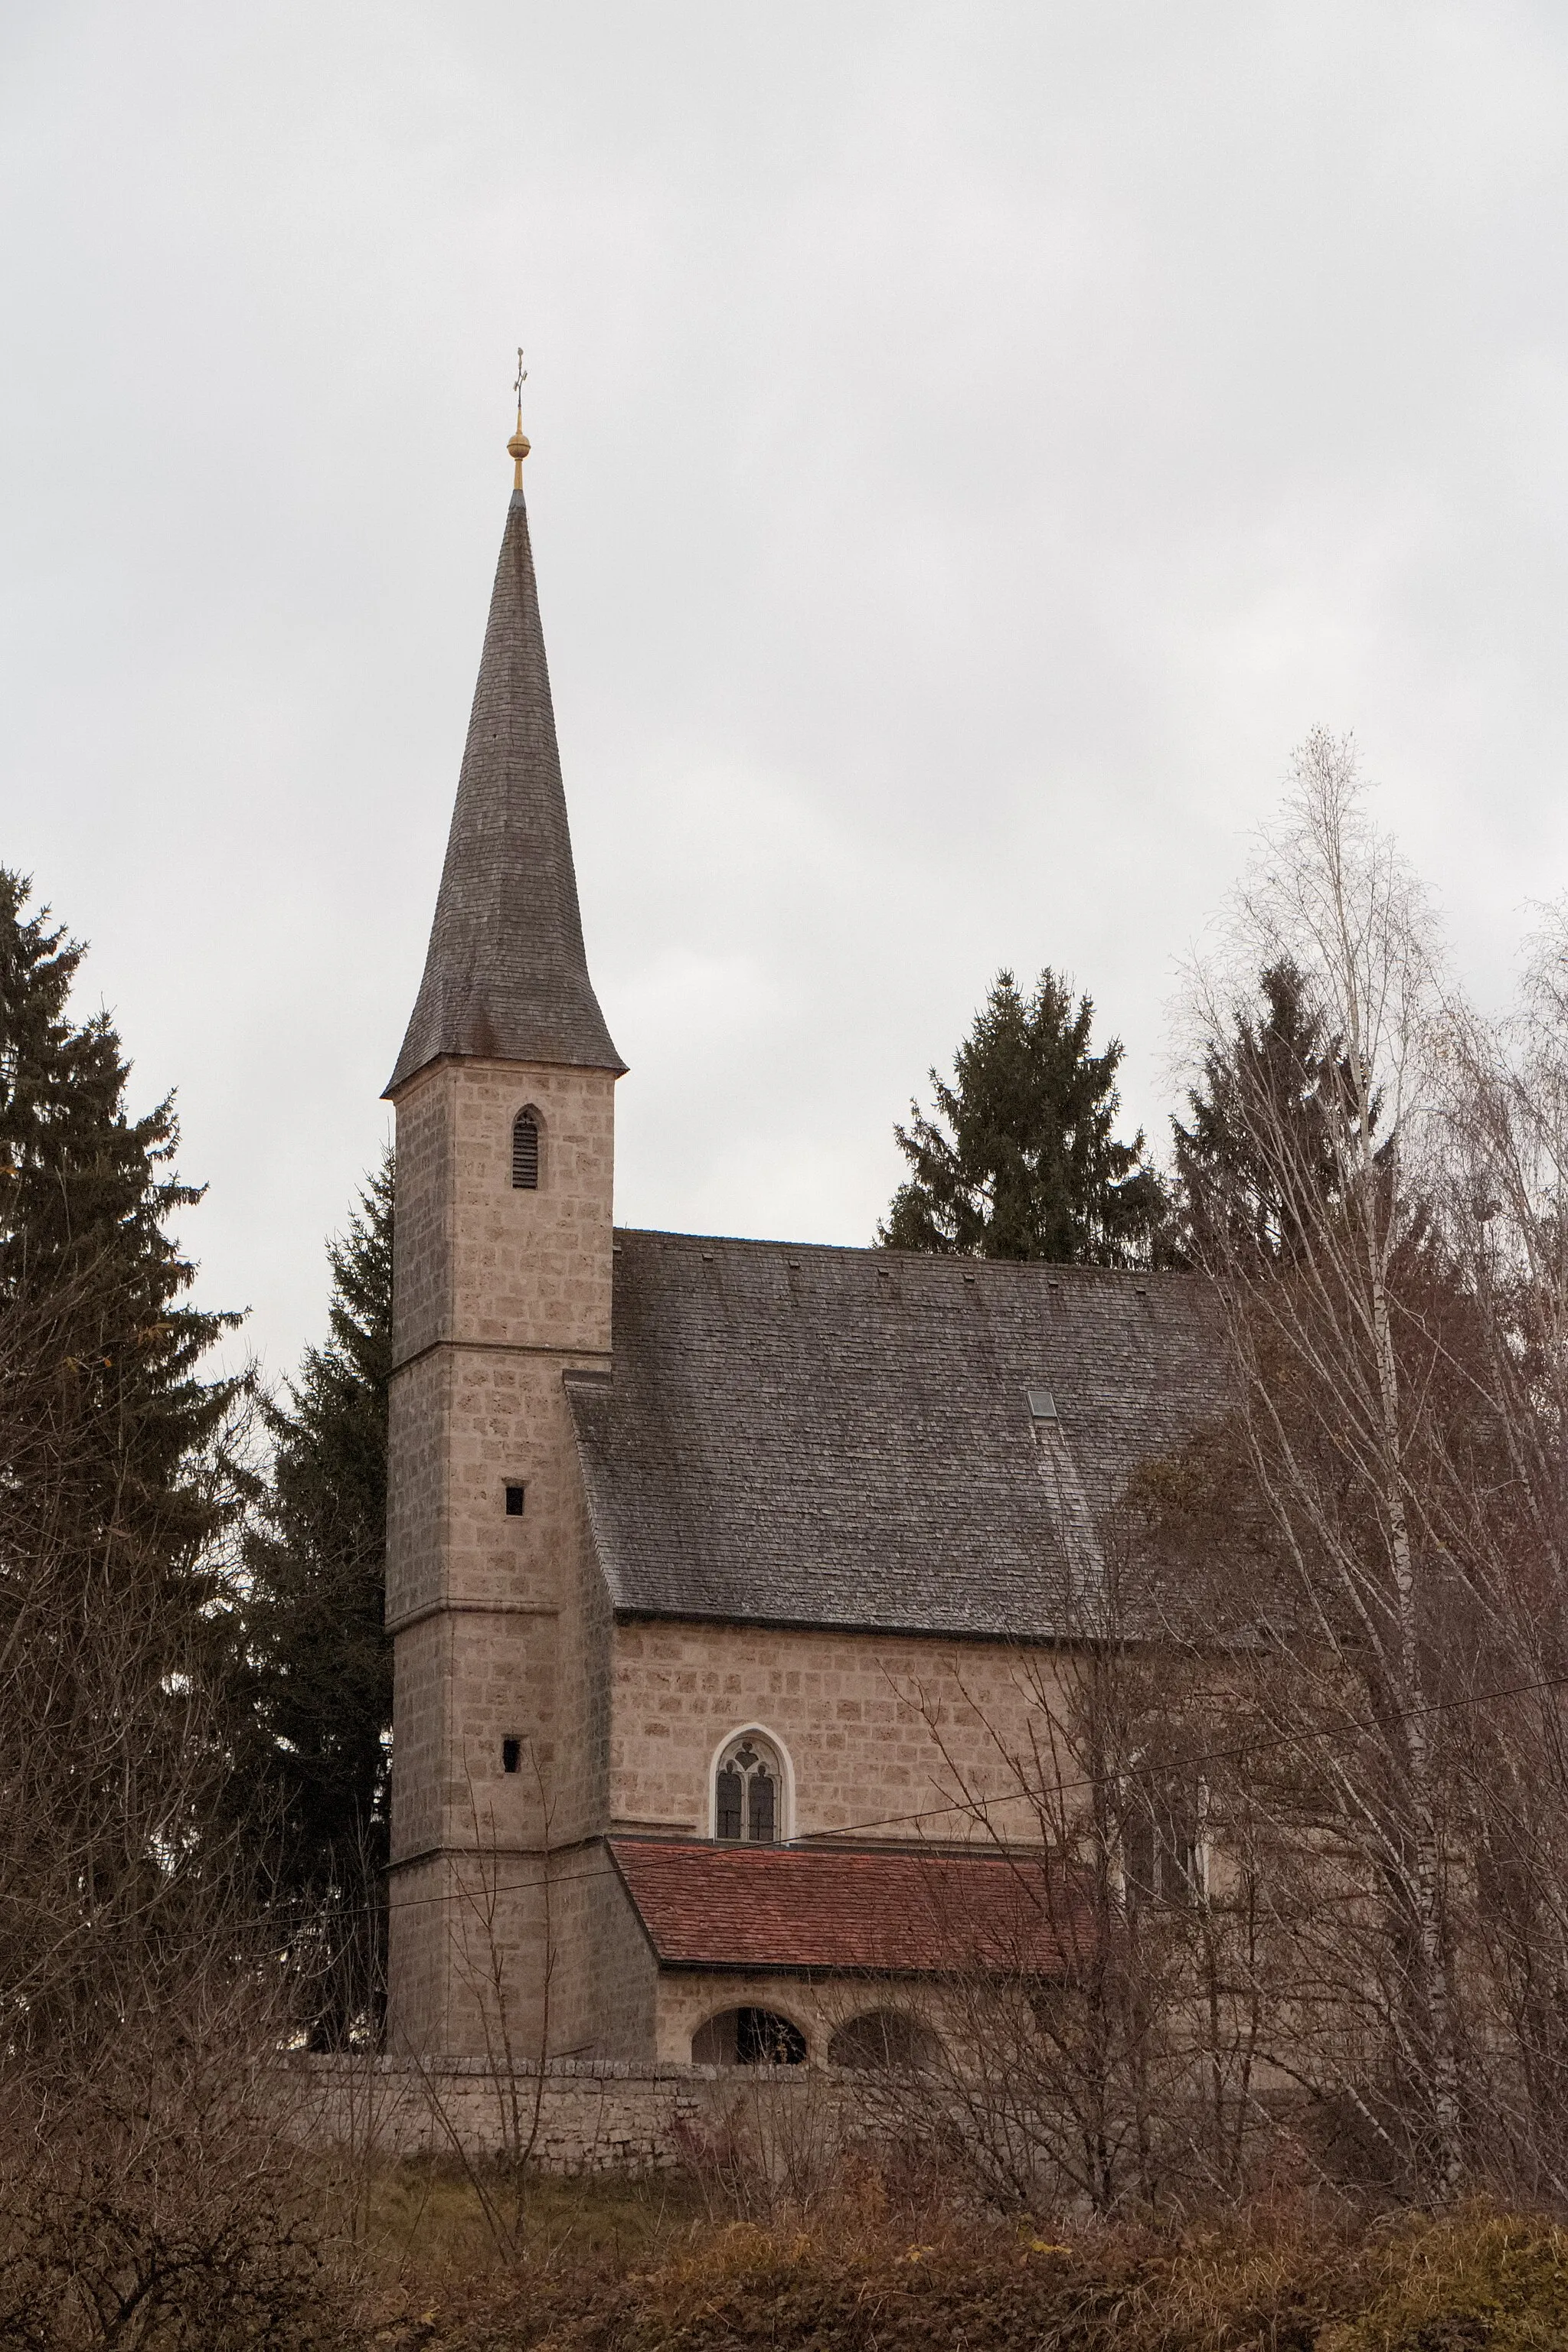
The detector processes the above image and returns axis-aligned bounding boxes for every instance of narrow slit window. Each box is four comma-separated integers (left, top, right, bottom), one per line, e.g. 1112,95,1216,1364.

511,1110,540,1190
501,1738,521,1775
505,1484,525,1517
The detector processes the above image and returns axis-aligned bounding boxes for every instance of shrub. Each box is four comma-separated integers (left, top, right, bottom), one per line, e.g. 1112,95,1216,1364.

1324,2208,1568,2352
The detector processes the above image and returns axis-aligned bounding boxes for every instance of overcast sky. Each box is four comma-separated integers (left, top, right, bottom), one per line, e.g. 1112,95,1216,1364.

5,2,1568,1380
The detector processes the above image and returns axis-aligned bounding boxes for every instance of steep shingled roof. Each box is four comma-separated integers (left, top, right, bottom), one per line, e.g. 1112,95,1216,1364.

609,1838,1094,1975
566,1233,1227,1642
387,487,623,1094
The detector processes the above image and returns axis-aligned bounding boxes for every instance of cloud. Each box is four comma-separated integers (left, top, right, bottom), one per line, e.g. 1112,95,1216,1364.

3,2,1566,1370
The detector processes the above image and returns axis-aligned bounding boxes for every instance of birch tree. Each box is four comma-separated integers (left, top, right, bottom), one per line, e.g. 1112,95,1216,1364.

1173,731,1469,2196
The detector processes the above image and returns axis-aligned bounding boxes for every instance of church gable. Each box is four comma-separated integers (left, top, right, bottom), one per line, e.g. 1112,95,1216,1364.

566,1230,1227,1642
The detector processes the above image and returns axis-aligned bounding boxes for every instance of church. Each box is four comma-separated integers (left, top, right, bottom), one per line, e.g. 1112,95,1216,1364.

383,413,1224,2067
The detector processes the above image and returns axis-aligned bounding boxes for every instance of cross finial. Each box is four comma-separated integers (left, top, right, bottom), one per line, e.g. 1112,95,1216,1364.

508,346,531,486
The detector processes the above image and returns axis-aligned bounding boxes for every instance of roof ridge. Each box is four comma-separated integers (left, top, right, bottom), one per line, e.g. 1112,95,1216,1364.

611,1227,1198,1282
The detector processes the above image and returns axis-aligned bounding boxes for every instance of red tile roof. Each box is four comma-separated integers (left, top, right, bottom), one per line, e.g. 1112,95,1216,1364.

608,1838,1093,1977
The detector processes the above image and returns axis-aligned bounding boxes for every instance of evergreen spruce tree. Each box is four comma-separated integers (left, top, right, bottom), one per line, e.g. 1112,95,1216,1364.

879,968,1170,1265
0,871,243,2046
1171,958,1354,1266
0,868,240,1564
241,1152,393,2042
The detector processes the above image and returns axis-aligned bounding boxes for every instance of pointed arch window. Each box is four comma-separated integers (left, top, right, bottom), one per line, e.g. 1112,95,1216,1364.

714,1732,782,1844
1124,1766,1205,1908
511,1109,540,1190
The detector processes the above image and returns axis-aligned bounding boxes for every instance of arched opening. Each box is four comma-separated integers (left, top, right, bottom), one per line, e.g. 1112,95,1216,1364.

827,2010,942,2073
713,1730,785,1843
511,1107,541,1190
691,2007,808,2067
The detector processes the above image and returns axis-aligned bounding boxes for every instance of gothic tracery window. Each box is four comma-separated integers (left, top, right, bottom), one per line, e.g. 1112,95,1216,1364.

1124,1769,1204,1907
714,1732,782,1844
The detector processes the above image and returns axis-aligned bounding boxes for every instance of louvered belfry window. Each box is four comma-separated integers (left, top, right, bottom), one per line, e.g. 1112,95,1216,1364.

511,1109,540,1189
715,1733,782,1843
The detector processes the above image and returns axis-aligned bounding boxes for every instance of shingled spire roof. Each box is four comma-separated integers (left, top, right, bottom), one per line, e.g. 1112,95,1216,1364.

386,467,623,1094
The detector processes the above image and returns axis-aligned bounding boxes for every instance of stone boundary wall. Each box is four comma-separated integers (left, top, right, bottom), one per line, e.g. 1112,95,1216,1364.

287,2054,862,2175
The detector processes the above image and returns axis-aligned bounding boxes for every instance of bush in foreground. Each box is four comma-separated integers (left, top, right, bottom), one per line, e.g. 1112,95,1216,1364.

354,2176,1568,2352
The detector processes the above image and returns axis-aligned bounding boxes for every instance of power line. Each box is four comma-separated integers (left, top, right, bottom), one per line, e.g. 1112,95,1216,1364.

380,1661,1568,1919
814,1661,1568,1837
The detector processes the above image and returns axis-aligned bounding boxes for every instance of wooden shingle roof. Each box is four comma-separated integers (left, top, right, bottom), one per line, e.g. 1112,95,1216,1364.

567,1231,1227,1642
387,485,622,1096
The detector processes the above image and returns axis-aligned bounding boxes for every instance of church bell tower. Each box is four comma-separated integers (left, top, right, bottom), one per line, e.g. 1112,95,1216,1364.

383,403,624,2053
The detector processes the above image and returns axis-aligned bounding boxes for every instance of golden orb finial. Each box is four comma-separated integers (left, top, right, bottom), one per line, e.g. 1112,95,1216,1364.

509,345,531,486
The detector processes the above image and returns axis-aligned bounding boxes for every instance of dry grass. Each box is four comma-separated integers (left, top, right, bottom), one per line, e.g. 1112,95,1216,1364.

11,2096,1561,2348
1322,2209,1568,2351
361,2161,709,2292
351,2168,1568,2352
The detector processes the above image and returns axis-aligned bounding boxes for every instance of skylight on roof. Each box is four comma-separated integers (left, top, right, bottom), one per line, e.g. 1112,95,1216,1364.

1027,1388,1058,1422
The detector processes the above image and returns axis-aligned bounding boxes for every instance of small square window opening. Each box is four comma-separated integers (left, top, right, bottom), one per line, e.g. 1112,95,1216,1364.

501,1738,521,1775
505,1485,525,1516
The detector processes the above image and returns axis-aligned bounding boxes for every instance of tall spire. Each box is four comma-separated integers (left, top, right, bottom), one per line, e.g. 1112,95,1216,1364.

387,416,624,1094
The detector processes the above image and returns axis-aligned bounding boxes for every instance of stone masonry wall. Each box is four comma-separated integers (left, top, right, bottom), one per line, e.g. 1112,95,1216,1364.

610,1619,1071,1851
386,1062,454,1367
384,1351,448,1632
384,1856,450,2060
541,1396,614,1853
387,1056,617,2056
443,1060,615,1356
581,1854,659,2059
653,1970,938,2068
292,2053,868,2175
387,1616,449,1883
